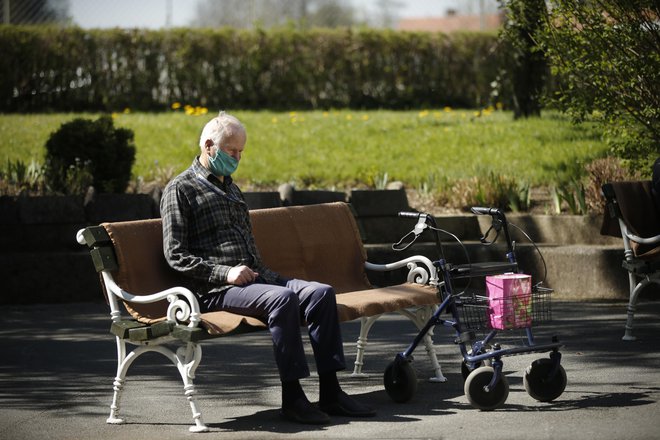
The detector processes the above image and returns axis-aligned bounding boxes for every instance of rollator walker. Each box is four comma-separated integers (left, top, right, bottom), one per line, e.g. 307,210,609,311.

384,207,567,410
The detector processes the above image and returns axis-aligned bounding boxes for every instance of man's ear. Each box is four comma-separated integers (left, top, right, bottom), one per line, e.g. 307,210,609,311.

204,139,214,153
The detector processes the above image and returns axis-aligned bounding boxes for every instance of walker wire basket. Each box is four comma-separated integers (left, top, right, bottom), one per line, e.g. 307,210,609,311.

458,286,553,331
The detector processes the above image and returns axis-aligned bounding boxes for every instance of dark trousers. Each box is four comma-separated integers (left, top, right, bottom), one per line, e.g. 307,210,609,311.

202,279,346,382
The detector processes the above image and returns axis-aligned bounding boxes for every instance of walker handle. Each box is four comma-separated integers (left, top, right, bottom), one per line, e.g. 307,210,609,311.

470,207,515,256
471,206,500,216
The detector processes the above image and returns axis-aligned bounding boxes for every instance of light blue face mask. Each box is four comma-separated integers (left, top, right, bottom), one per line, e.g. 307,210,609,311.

208,147,239,176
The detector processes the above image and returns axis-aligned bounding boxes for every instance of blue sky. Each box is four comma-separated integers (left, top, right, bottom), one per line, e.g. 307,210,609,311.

68,0,498,29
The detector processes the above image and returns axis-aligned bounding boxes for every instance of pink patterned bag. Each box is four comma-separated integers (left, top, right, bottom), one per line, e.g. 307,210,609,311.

486,274,532,330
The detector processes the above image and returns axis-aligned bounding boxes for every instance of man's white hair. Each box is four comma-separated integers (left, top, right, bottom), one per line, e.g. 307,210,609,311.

199,111,245,150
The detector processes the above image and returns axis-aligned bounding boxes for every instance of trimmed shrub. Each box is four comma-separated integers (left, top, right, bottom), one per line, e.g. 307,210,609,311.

45,116,135,193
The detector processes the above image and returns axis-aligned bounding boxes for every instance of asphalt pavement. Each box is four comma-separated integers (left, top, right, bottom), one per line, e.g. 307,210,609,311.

1,299,660,440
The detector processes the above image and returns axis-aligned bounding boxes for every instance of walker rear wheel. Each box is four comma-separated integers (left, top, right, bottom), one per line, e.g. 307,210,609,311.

464,366,509,410
524,358,567,402
384,359,417,403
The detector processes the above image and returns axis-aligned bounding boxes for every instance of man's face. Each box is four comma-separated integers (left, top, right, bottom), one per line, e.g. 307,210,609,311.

217,130,246,162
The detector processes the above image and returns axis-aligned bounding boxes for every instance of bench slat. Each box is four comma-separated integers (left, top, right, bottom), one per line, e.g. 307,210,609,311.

128,320,174,341
110,320,147,339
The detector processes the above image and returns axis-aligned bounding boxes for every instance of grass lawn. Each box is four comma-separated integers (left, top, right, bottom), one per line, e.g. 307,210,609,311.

0,109,609,191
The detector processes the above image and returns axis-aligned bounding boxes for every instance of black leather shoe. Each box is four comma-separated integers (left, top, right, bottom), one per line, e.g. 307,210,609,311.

280,397,331,425
319,391,376,417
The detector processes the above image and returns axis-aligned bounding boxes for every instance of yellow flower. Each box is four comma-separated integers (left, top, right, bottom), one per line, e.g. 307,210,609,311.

496,102,504,110
346,114,353,121
171,102,181,110
123,107,131,114
443,106,452,113
192,106,207,116
323,112,329,117
361,115,369,121
271,117,278,124
418,110,429,118
111,112,118,119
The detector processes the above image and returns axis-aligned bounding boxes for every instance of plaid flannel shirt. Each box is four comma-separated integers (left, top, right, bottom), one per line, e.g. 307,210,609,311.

160,158,280,297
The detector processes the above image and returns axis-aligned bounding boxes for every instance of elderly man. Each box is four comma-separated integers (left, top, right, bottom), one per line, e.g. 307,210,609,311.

160,111,375,425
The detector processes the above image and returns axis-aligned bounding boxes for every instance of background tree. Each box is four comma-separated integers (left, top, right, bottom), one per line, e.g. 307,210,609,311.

307,0,355,27
372,0,404,29
498,0,549,119
193,0,298,28
539,0,660,172
192,0,357,29
0,0,70,25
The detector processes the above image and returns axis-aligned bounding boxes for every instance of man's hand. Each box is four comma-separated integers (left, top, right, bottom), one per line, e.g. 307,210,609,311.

227,265,259,286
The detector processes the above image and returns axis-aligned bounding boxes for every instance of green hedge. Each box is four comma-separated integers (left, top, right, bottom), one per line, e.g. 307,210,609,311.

0,26,510,112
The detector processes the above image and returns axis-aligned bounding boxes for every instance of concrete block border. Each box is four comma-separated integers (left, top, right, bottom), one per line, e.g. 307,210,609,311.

0,191,638,304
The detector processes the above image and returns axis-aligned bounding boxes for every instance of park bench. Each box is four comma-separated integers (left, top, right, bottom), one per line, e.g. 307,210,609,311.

77,201,445,432
601,180,660,341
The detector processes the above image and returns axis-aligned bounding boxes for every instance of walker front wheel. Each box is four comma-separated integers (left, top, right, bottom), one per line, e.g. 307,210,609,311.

524,358,567,402
384,358,417,403
461,354,492,380
464,366,509,410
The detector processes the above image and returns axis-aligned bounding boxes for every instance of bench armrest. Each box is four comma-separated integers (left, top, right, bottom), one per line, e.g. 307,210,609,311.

77,227,203,328
624,230,660,245
101,271,203,328
365,255,439,286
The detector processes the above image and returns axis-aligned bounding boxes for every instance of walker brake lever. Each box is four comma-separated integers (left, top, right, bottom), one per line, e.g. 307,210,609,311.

480,219,502,245
392,231,417,251
393,213,429,251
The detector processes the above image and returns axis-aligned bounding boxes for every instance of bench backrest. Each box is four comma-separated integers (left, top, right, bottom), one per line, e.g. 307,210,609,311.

102,202,372,321
250,202,371,292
